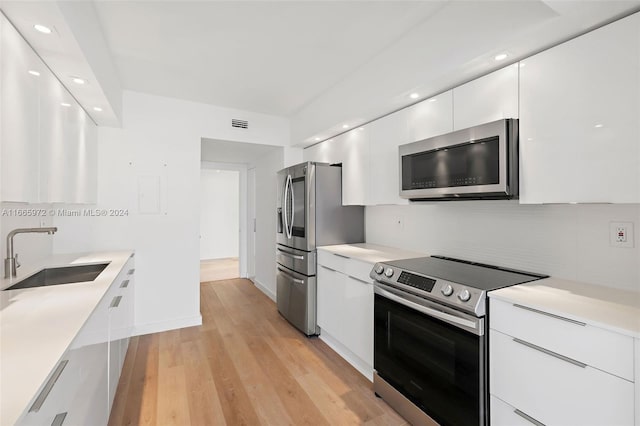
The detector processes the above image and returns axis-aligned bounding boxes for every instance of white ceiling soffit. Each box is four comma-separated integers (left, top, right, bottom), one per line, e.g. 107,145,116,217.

201,138,281,165
0,1,122,127
291,0,640,145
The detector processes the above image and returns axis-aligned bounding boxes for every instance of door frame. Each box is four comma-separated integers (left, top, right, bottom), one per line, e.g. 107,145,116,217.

200,161,248,278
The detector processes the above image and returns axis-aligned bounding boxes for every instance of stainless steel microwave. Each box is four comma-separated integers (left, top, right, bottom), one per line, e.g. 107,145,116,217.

399,118,519,201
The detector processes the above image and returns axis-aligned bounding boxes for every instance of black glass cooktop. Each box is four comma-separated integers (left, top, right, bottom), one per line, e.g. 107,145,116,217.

385,255,547,291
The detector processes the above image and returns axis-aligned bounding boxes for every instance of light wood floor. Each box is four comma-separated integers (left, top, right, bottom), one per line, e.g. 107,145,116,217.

200,257,239,282
108,279,407,425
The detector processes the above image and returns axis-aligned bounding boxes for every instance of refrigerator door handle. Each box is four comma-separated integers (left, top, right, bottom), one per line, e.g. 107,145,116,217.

289,175,295,238
283,175,291,238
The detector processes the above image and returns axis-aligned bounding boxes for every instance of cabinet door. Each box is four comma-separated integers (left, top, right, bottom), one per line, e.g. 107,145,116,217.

519,13,640,203
77,116,98,203
490,329,634,426
406,90,453,142
0,15,41,202
369,110,409,205
453,65,519,130
317,264,346,340
341,127,370,205
343,274,374,366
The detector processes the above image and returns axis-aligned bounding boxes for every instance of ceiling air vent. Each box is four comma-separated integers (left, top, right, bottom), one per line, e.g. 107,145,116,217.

231,118,249,129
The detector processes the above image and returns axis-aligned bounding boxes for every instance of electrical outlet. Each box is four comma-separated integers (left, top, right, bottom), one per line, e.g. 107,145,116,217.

610,222,634,248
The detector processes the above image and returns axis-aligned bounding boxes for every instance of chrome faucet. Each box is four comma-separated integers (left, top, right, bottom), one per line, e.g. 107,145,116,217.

4,227,58,278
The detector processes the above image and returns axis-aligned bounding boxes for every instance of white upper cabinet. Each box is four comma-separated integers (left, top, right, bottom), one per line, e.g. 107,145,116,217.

341,127,370,205
368,109,409,205
453,65,519,131
406,90,453,142
0,14,98,204
519,12,640,204
1,14,41,203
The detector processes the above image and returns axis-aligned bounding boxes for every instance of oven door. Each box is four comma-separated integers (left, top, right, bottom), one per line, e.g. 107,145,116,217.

374,283,486,426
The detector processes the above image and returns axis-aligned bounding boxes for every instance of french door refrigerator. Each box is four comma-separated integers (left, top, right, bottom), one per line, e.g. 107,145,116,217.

276,162,364,335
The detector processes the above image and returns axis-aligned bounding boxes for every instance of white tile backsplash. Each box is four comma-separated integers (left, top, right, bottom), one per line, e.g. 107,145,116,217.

366,202,640,292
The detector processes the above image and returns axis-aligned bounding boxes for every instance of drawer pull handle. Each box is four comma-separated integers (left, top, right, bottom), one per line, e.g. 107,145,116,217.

276,247,305,260
513,304,586,326
319,265,336,272
127,268,135,275
514,409,545,426
51,412,67,426
120,280,130,288
29,360,68,412
348,275,371,285
513,338,587,368
334,254,350,259
110,295,123,308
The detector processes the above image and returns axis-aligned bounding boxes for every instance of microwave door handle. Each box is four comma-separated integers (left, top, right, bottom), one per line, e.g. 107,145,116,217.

288,175,295,238
374,285,483,335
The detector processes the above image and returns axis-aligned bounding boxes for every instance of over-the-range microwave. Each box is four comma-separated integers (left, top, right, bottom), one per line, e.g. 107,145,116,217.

399,118,519,201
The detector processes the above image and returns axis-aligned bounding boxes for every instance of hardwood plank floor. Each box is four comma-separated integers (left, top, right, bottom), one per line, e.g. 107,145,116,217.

200,258,239,282
108,279,407,425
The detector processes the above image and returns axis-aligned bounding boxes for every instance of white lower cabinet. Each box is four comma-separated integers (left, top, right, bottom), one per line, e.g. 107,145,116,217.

490,297,635,426
15,256,135,426
317,249,374,380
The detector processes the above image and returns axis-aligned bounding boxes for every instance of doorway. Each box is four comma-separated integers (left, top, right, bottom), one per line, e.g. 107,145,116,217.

200,166,242,282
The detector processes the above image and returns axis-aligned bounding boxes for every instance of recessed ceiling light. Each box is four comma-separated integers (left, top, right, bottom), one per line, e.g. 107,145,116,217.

71,77,86,85
61,102,71,107
34,24,52,34
409,93,419,99
495,53,508,61
93,107,103,112
342,124,349,129
314,137,321,141
594,124,603,128
28,70,40,76
428,98,437,103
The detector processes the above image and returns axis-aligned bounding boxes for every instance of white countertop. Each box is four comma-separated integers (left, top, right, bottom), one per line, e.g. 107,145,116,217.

318,243,426,264
490,277,640,338
0,251,133,425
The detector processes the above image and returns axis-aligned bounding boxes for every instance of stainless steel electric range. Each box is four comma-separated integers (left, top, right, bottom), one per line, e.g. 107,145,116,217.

370,255,547,426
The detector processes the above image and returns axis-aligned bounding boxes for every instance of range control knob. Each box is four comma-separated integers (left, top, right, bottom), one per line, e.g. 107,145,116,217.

384,268,394,278
458,289,471,302
441,284,454,297
375,265,384,275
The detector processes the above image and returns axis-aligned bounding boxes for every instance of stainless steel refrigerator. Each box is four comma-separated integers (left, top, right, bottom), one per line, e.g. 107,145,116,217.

276,162,364,336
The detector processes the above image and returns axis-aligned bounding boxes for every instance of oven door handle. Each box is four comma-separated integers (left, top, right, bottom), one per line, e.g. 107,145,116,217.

374,285,484,336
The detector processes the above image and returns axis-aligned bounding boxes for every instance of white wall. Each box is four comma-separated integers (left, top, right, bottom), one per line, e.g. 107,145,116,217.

53,90,290,335
200,168,239,260
250,148,284,300
366,202,640,292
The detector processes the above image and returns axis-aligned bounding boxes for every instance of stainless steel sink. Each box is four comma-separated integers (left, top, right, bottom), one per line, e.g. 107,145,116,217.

3,263,110,291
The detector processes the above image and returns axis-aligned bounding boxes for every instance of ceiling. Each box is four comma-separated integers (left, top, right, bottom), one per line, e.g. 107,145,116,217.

2,0,640,140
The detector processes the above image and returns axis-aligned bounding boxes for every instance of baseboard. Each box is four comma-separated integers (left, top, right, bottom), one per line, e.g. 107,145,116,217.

319,329,373,382
253,279,276,302
133,314,202,336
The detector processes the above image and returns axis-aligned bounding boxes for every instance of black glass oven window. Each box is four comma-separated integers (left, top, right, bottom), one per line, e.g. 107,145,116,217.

402,137,500,190
291,177,305,237
397,272,436,292
374,294,483,426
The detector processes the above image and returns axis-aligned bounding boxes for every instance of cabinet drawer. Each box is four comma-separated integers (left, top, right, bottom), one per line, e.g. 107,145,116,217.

317,250,347,273
490,395,542,426
490,298,634,380
345,258,374,284
490,329,634,426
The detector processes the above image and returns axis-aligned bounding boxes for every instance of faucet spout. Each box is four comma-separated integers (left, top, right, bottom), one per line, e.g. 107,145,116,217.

4,227,58,279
